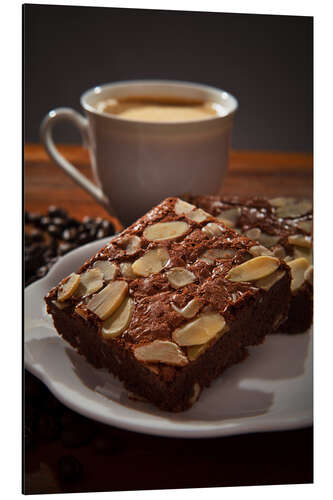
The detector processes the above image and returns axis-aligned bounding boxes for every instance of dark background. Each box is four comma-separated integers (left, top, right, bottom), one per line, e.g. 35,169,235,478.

24,5,313,152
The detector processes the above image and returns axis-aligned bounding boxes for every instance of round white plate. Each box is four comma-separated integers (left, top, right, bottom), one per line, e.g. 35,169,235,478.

24,237,313,438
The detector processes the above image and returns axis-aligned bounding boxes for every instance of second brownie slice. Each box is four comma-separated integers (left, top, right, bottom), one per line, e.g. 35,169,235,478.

45,197,291,412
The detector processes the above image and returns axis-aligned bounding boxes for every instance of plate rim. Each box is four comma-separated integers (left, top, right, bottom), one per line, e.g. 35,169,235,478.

24,238,313,439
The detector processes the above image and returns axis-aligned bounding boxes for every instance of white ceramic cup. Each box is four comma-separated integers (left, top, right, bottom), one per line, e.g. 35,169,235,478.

41,80,238,226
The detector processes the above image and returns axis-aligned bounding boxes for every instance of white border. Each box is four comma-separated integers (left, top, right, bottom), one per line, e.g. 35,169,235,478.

3,1,330,499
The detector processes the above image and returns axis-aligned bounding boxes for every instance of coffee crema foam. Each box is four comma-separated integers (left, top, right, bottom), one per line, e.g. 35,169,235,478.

95,97,224,123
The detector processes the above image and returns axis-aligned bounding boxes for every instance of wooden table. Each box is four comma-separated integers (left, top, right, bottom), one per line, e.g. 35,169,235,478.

24,145,313,494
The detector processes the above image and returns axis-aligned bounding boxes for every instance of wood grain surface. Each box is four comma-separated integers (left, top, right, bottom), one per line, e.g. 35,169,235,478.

24,145,313,228
24,144,313,494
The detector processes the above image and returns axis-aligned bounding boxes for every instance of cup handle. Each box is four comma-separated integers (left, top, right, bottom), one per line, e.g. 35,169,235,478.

40,107,116,216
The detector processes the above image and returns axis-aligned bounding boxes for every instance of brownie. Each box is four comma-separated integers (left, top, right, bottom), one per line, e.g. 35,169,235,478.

186,195,313,334
45,197,291,412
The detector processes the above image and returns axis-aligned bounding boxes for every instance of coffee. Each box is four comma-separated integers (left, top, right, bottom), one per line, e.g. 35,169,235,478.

95,96,222,123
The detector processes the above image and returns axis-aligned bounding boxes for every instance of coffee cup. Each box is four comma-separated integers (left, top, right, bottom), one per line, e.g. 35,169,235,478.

41,80,238,226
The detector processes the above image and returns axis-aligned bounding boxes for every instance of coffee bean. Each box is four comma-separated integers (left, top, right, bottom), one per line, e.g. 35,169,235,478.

77,232,90,244
57,455,82,482
82,216,94,225
65,217,81,228
48,206,68,218
101,219,115,234
36,414,59,441
25,229,44,245
60,423,95,448
28,212,42,225
62,228,78,242
48,224,62,238
96,228,107,239
92,434,123,455
40,216,53,228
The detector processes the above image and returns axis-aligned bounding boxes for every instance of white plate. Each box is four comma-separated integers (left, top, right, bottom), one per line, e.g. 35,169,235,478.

24,237,313,439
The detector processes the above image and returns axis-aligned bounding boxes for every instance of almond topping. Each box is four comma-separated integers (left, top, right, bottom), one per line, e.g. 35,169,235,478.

143,221,189,241
249,245,274,257
86,280,128,320
255,270,286,291
72,268,104,298
166,267,196,288
57,273,80,302
294,247,313,265
288,234,312,248
93,260,117,281
226,256,279,282
244,227,261,240
171,298,201,319
304,265,313,286
187,208,210,223
270,198,312,218
120,262,137,279
287,257,309,292
200,248,236,264
296,220,313,233
216,207,241,227
202,222,225,237
132,247,170,277
273,245,286,259
258,233,280,247
172,312,226,346
121,235,142,255
102,297,134,338
134,340,188,366
174,198,196,216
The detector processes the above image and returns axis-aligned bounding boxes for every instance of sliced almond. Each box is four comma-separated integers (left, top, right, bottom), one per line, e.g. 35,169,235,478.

296,220,313,233
172,312,226,346
120,261,137,279
187,208,210,223
143,221,189,241
273,245,286,259
200,248,236,264
132,247,170,277
255,270,286,291
166,267,196,288
270,198,312,218
288,234,312,248
174,198,196,216
244,227,261,240
121,235,142,255
73,268,104,298
216,207,241,227
202,222,225,237
249,245,274,257
304,265,313,286
187,343,209,361
294,246,313,265
86,280,128,320
134,340,188,366
171,298,201,319
287,257,309,292
269,197,290,208
258,233,280,247
57,273,80,302
226,256,279,282
93,260,117,281
188,383,201,405
102,296,133,338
